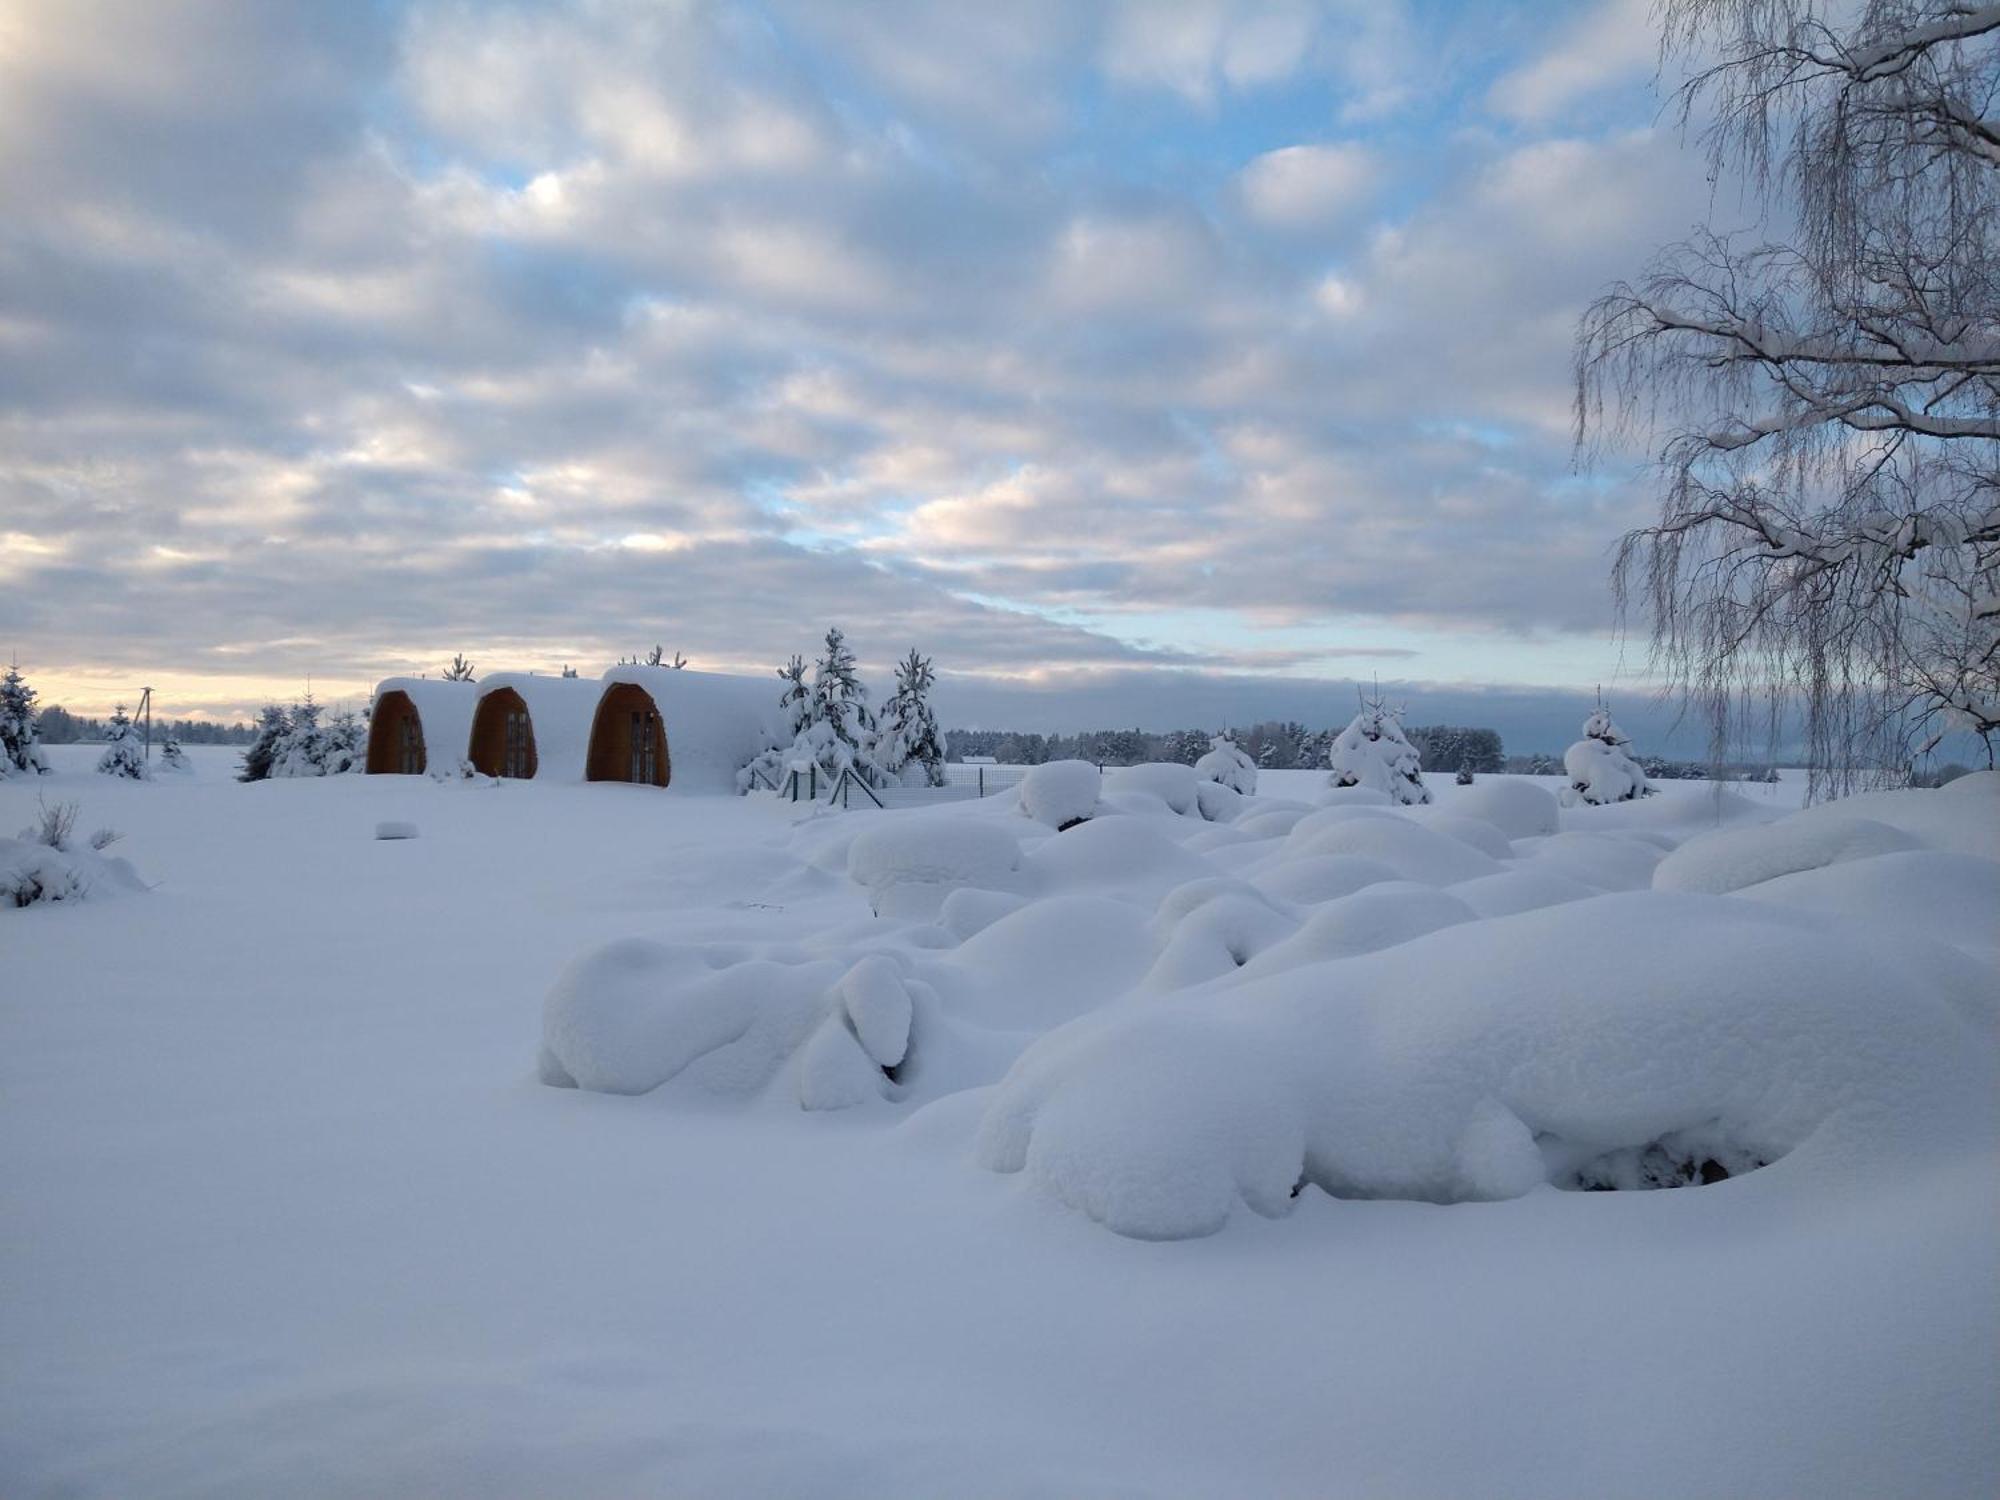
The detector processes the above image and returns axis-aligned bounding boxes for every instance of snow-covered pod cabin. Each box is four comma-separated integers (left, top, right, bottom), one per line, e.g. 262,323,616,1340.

467,673,601,780
588,666,787,793
365,678,478,775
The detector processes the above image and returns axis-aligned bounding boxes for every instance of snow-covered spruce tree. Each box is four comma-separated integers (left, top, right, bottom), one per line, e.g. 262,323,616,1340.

95,704,150,780
159,734,189,772
1327,692,1430,804
1563,705,1655,805
805,627,881,785
1455,760,1475,786
270,696,326,778
875,648,948,787
0,661,51,777
442,653,476,682
238,703,289,782
1577,0,2000,797
320,708,366,775
1194,731,1258,795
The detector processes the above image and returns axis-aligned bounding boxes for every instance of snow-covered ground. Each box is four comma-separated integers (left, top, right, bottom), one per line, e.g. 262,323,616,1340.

4,746,1996,1498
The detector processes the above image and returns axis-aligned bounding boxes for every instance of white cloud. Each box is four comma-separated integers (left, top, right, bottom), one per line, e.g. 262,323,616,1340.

1239,143,1377,227
1487,0,1656,123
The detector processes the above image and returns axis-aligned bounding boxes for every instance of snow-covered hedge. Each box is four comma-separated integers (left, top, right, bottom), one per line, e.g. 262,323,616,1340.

975,893,1992,1239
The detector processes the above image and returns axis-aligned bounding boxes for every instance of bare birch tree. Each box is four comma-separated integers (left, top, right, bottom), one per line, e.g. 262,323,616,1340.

1578,0,2000,797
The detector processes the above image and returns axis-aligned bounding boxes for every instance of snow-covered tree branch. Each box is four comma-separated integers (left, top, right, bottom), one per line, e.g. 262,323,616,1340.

1578,0,2000,796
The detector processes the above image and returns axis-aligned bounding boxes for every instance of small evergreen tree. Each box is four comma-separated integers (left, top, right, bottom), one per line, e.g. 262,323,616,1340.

1455,759,1475,786
1195,731,1258,794
238,703,291,782
95,704,150,780
875,648,948,786
321,708,366,774
0,661,50,776
1564,701,1654,805
442,654,476,682
159,734,190,772
809,627,879,783
1327,690,1430,804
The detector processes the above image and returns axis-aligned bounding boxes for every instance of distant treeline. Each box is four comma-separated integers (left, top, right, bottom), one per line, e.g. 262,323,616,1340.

34,706,257,745
948,722,1508,772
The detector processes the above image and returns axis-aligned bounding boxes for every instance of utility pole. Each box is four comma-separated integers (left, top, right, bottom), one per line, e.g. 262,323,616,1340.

139,685,153,760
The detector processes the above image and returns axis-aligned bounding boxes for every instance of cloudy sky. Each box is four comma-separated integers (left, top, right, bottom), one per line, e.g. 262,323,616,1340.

0,0,1724,741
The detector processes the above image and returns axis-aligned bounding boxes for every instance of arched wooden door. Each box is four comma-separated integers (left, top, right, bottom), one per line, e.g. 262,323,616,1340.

366,691,427,774
587,683,670,786
468,688,538,778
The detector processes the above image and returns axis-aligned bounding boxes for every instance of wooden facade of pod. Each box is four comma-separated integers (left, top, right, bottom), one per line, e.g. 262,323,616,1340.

586,681,670,787
365,690,428,774
467,686,538,779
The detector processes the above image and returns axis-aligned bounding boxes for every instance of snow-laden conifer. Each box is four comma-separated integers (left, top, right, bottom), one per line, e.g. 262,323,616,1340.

95,704,150,780
1563,704,1654,805
1194,731,1257,795
874,649,947,787
1327,692,1429,804
0,661,51,777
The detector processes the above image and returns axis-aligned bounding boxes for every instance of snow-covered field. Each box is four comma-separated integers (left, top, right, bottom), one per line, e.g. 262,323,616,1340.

4,746,1997,1498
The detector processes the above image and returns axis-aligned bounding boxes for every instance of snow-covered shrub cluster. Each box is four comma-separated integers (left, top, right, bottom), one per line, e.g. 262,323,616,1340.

540,763,2000,1241
1326,695,1429,804
2,798,145,908
239,699,365,782
1563,707,1653,805
0,663,51,778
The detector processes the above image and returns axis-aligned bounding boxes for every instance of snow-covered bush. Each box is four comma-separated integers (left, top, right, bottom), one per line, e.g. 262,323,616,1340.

873,648,948,788
4,798,144,907
1020,759,1100,829
95,705,150,780
1193,732,1257,796
158,735,190,773
0,662,51,777
1563,707,1653,805
1327,695,1429,805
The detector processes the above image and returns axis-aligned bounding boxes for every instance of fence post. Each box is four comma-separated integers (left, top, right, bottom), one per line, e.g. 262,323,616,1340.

978,766,985,798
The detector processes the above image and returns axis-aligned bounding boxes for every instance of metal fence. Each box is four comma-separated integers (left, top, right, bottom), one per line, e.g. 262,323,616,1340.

769,759,1074,810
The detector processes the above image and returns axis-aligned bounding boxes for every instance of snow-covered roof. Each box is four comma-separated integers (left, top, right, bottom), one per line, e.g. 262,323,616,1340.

599,665,788,794
369,677,478,770
475,672,603,782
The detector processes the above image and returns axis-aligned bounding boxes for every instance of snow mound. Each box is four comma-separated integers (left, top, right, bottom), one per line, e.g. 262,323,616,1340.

1450,868,1599,919
934,894,1156,1032
1782,769,2000,861
1522,831,1663,892
1408,810,1513,860
1146,887,1298,990
977,894,1994,1239
1102,762,1198,815
1020,815,1215,900
541,940,835,1096
1240,883,1474,975
1250,854,1401,905
1737,849,2000,965
1285,811,1504,886
1315,785,1397,809
847,816,1020,918
937,886,1030,941
1019,760,1101,829
1653,815,1920,895
374,821,419,841
1450,778,1560,839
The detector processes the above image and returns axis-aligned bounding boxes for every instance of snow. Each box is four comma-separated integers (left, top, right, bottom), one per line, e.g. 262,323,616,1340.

372,819,419,840
1016,757,1101,828
1451,775,1561,837
847,814,1021,918
4,746,1997,1499
1192,733,1258,795
1653,812,1921,894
